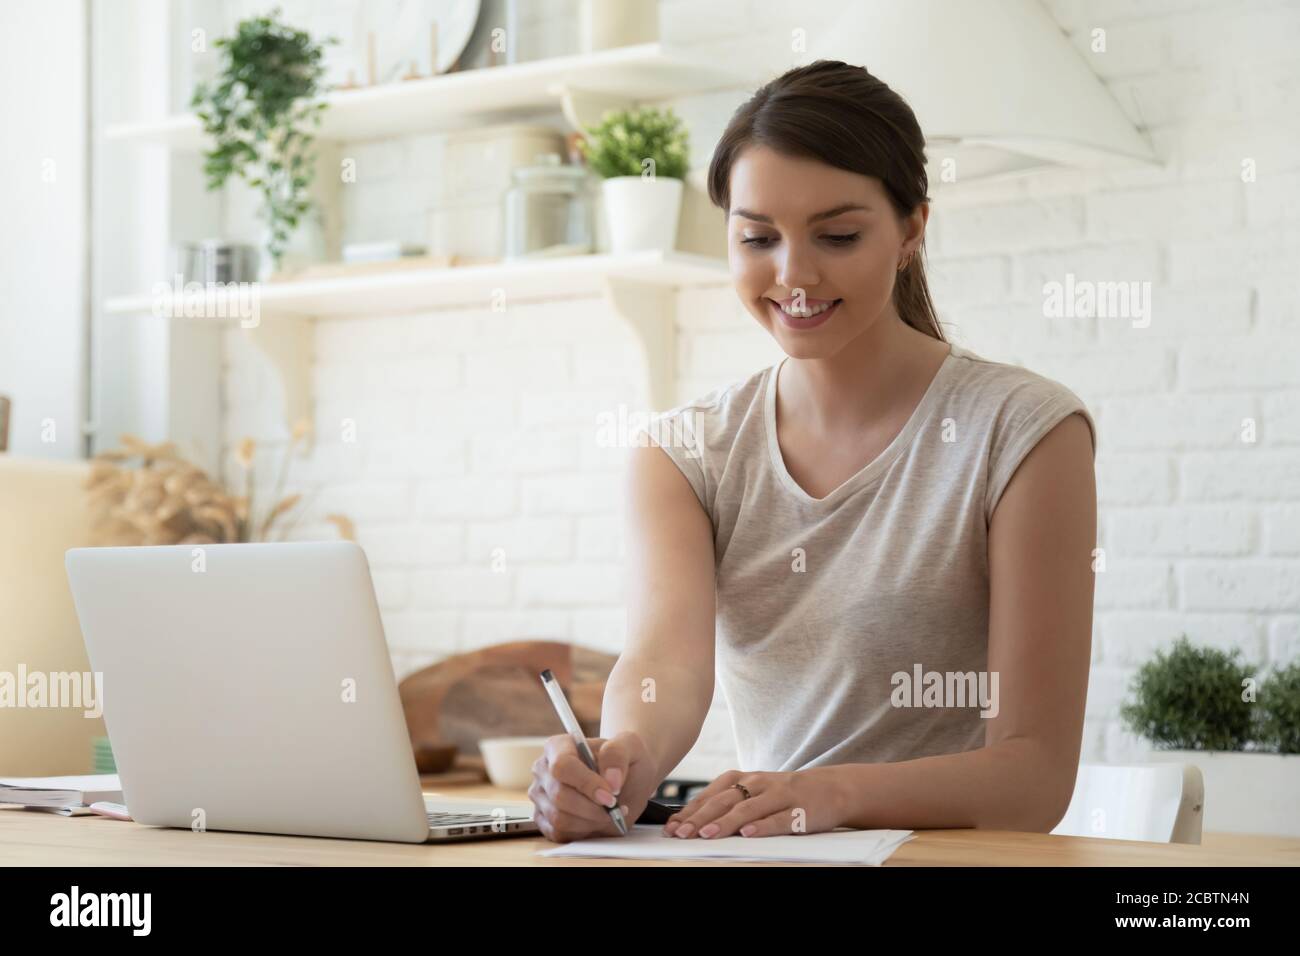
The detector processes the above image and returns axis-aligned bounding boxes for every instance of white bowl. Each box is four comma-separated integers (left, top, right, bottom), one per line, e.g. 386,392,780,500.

479,736,550,789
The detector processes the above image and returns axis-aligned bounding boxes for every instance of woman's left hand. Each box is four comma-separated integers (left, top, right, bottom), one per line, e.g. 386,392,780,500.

663,767,845,839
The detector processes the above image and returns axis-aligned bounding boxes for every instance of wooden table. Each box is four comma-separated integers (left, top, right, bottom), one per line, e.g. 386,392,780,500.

3,780,1297,866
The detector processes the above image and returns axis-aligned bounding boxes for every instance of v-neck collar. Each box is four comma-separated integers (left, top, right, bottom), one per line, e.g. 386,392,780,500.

765,342,960,506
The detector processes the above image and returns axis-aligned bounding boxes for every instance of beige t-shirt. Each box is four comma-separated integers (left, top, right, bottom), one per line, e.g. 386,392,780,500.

639,342,1097,772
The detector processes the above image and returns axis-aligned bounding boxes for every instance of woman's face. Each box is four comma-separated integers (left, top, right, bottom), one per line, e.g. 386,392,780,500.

726,145,926,359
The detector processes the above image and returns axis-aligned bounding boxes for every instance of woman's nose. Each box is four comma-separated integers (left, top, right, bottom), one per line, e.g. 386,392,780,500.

775,243,820,292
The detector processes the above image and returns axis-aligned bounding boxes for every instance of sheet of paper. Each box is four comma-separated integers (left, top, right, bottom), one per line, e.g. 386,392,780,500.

19,805,97,816
538,824,914,865
0,774,121,792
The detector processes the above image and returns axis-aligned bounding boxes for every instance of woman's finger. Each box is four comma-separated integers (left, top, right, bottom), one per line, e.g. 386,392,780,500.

733,807,796,838
672,782,753,838
550,745,619,809
663,770,743,831
694,789,786,839
550,780,620,826
531,785,610,842
528,784,558,841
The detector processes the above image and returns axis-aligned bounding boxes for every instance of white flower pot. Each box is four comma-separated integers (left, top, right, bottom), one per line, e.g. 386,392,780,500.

1148,750,1300,836
579,0,659,52
600,176,683,254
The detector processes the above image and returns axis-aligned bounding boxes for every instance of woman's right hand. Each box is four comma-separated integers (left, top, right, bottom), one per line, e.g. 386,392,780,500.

529,730,658,843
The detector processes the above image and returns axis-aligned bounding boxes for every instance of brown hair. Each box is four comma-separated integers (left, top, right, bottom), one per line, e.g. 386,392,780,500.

707,60,944,341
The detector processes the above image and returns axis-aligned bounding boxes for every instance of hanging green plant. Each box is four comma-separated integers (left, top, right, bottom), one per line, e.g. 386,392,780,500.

191,8,335,270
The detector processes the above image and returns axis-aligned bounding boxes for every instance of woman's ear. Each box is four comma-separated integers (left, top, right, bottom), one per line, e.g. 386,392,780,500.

904,201,930,250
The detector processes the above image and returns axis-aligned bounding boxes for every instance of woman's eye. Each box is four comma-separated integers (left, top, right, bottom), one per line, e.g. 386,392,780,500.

738,231,857,247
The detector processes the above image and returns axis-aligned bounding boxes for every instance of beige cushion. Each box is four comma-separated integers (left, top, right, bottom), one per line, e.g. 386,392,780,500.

0,456,106,775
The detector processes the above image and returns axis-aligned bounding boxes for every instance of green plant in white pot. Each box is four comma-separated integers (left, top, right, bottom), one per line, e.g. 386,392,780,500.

580,106,689,253
1121,636,1300,836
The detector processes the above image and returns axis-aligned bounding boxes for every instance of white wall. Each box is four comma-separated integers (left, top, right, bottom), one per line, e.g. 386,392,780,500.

207,0,1300,779
0,0,88,459
90,0,228,475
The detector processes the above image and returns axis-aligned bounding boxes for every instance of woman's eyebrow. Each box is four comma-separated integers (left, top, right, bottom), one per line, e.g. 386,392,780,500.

730,202,871,224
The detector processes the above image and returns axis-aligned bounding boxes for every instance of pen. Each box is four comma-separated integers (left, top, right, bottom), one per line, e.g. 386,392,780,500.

539,668,628,836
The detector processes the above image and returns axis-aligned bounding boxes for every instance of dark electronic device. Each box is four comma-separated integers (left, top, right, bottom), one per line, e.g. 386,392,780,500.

634,778,710,825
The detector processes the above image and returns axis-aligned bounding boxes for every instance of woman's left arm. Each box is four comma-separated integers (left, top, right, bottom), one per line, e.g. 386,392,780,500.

829,410,1098,832
664,412,1096,839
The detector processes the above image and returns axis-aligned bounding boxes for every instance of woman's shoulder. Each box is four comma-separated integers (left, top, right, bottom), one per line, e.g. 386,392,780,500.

946,343,1090,418
646,362,773,445
944,344,1098,519
947,344,1095,448
633,363,774,514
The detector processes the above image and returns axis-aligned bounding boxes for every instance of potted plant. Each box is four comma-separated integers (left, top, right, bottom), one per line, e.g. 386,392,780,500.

1121,635,1300,836
579,105,689,253
1258,660,1300,754
191,9,334,276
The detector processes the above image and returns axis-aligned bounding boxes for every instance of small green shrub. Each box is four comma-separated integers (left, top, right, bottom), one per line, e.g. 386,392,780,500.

579,106,689,180
1119,635,1257,751
1257,661,1300,754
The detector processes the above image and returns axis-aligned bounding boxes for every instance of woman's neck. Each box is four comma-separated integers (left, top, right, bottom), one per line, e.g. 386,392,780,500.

779,314,950,436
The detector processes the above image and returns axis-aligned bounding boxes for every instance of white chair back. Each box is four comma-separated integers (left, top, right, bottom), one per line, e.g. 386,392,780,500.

1052,763,1204,844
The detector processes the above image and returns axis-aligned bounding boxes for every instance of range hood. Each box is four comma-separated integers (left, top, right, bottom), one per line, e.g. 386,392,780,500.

806,0,1159,181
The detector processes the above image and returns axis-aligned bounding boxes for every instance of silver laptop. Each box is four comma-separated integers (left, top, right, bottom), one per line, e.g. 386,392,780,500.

65,541,539,843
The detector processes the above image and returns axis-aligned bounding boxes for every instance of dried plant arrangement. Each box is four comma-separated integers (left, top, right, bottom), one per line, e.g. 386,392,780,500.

84,421,351,546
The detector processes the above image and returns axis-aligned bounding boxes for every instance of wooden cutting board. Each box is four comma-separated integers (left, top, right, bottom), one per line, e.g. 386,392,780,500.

399,640,617,773
418,754,489,786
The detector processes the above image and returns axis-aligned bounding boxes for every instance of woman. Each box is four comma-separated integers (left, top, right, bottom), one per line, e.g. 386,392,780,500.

529,60,1097,842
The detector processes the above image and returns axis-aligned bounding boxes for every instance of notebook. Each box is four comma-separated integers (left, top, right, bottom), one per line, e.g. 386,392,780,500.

538,824,914,865
0,774,123,810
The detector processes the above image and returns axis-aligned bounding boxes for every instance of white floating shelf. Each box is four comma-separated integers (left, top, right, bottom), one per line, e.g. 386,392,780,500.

103,250,729,319
103,250,731,416
104,42,750,150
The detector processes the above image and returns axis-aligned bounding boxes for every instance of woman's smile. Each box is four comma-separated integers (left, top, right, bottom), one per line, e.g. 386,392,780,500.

765,296,843,330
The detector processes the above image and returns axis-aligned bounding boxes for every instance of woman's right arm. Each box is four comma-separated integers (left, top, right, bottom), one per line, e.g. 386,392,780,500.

600,440,718,781
529,440,717,842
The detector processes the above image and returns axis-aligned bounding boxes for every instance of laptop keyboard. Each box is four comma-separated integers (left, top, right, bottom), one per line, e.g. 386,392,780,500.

427,810,528,825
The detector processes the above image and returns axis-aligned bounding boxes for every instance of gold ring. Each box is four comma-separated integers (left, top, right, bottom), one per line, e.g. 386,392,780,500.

730,782,751,800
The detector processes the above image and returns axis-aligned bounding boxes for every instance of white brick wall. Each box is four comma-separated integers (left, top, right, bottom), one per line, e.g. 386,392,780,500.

222,0,1300,777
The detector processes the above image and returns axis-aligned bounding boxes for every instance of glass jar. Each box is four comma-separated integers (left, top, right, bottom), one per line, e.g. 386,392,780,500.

502,153,594,260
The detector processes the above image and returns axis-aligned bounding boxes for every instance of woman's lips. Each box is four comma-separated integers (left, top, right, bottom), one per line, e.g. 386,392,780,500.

766,297,842,330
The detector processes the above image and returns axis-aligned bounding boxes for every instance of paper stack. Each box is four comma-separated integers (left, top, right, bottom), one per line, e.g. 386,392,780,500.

539,825,914,865
0,774,123,813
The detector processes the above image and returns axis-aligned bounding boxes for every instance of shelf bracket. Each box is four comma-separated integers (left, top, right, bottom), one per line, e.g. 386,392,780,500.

239,314,315,451
602,276,676,414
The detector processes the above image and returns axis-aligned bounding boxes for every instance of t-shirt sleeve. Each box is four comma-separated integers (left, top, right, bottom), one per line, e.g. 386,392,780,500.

633,405,710,514
985,378,1097,523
